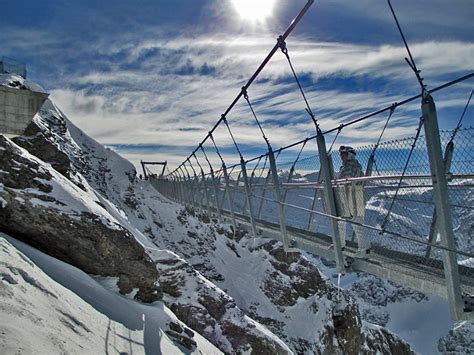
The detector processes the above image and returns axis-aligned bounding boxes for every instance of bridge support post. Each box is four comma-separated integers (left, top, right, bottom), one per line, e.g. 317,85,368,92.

281,164,296,205
193,172,204,212
200,170,212,217
210,168,223,222
422,92,464,320
222,163,237,232
171,175,179,202
140,160,147,180
241,158,258,238
175,173,183,203
161,177,168,197
268,146,291,251
316,130,346,272
307,171,322,231
182,166,196,208
425,141,454,259
166,176,173,200
168,178,173,200
178,171,189,206
257,171,271,219
175,175,185,204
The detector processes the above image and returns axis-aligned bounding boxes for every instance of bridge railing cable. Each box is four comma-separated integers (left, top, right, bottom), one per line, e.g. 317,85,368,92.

169,0,315,176
152,0,474,320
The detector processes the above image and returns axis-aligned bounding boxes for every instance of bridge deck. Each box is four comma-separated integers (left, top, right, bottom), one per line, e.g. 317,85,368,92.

220,209,474,320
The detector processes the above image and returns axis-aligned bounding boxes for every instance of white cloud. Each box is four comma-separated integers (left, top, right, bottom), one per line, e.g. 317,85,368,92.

43,29,474,172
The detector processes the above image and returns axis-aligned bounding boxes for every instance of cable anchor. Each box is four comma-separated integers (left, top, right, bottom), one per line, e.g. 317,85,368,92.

277,35,288,55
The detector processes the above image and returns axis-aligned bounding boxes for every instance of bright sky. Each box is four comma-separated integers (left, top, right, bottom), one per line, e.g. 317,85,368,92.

1,0,473,170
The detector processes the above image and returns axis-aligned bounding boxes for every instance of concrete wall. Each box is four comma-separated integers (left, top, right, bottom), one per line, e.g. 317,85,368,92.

0,85,49,137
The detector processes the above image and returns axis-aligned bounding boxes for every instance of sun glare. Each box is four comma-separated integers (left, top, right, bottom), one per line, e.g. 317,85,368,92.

230,0,276,22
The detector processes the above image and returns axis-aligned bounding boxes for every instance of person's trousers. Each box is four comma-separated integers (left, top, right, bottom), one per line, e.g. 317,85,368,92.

338,215,371,250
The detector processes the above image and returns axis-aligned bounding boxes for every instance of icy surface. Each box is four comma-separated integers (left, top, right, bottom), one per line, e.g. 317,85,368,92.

0,233,221,354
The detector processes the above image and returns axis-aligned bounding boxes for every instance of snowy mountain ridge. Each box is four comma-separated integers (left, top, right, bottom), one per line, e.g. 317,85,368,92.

1,74,472,353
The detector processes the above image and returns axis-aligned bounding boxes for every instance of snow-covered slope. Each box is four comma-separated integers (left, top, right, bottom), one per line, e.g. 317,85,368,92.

3,74,470,353
0,232,221,354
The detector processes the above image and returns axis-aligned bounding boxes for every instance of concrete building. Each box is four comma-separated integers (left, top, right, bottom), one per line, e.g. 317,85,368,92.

0,85,49,138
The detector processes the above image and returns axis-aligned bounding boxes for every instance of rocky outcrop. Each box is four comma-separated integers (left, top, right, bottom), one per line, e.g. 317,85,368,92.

152,209,414,354
154,251,291,354
349,273,428,326
259,241,329,307
362,325,414,355
13,121,72,178
438,321,474,353
0,136,159,302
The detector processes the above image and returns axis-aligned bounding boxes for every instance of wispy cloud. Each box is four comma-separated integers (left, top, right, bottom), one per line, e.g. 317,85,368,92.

2,0,472,170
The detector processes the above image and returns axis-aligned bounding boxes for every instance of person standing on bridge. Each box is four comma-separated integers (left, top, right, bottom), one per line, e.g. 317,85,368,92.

336,145,371,257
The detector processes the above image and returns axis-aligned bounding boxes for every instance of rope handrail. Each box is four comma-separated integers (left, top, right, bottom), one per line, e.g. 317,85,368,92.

193,75,473,177
215,173,473,188
322,73,473,136
387,0,426,91
209,74,474,174
251,193,474,259
169,0,315,176
176,123,474,181
449,90,473,145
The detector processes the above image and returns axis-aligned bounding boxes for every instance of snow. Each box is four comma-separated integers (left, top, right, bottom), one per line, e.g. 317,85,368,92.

1,75,472,353
309,254,461,355
0,232,222,354
3,136,124,231
0,73,47,93
438,320,474,353
0,182,5,207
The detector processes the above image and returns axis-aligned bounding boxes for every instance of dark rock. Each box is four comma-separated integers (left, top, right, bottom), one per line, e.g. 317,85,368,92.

165,330,197,350
159,274,183,298
183,327,194,338
123,186,139,209
170,303,215,334
330,302,362,354
0,137,160,302
168,321,184,334
438,322,474,353
260,242,329,307
225,240,241,258
13,121,72,178
0,136,53,193
221,321,289,355
198,294,228,320
187,231,197,238
362,326,414,355
196,212,210,224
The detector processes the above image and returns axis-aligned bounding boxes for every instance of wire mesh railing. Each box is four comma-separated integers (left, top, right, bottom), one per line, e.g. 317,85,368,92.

153,127,474,264
153,111,474,322
148,0,474,320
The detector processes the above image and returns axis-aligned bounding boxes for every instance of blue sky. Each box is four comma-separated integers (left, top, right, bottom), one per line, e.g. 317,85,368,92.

1,0,473,170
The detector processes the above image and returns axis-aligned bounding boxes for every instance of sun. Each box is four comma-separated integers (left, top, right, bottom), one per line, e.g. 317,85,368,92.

230,0,277,22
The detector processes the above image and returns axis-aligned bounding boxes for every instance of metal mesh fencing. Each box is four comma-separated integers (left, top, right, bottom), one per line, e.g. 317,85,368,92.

331,128,474,286
154,127,474,300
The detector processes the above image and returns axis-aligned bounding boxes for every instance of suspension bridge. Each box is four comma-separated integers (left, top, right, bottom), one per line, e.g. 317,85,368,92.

148,0,474,321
